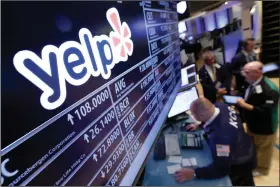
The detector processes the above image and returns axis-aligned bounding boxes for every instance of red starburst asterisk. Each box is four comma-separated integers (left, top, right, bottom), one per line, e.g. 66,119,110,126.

106,8,134,61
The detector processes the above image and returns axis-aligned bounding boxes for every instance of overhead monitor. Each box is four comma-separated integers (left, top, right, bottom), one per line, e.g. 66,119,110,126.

1,1,181,186
168,87,199,118
181,64,198,90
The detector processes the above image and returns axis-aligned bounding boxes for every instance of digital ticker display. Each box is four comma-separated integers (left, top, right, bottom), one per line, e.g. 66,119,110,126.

1,1,181,186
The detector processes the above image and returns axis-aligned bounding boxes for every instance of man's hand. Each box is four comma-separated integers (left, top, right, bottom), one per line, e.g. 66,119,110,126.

236,98,246,107
217,88,227,96
186,124,199,131
236,98,254,111
174,168,195,183
230,90,238,96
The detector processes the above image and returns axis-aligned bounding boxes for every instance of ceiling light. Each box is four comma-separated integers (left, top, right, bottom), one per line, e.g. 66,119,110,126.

177,1,187,14
250,5,256,14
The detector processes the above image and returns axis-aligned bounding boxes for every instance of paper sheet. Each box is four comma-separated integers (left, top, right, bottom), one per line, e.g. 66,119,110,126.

168,156,182,164
187,137,195,147
189,158,197,166
167,164,182,174
182,159,192,167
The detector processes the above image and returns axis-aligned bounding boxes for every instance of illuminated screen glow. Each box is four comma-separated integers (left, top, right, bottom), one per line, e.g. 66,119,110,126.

204,13,216,31
215,9,229,29
1,1,181,186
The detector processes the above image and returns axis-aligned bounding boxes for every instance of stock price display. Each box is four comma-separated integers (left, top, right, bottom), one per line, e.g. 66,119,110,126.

1,1,180,186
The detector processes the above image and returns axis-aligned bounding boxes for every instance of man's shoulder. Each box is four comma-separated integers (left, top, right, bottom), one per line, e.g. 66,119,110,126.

214,102,229,110
199,65,206,73
233,52,245,60
257,77,279,96
263,77,279,93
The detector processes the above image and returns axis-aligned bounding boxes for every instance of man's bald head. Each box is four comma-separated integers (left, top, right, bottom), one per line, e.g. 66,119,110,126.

244,61,263,72
190,97,215,122
243,61,263,83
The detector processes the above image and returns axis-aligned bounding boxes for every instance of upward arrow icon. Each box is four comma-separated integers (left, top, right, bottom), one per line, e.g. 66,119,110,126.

67,114,74,125
93,154,98,162
84,134,90,143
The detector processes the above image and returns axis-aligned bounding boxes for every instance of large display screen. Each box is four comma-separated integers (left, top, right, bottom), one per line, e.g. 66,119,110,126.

1,1,181,186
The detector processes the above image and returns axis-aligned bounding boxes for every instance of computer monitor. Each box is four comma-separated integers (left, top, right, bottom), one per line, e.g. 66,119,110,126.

181,64,198,90
168,87,199,118
1,1,181,186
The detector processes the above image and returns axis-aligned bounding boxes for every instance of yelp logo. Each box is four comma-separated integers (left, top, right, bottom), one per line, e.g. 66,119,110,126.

13,8,134,110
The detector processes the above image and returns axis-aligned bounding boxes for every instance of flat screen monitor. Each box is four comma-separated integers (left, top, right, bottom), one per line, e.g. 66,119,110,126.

181,64,198,90
168,87,199,118
1,1,181,186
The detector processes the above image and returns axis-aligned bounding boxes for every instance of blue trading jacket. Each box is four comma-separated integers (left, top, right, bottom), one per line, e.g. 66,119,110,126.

194,102,255,179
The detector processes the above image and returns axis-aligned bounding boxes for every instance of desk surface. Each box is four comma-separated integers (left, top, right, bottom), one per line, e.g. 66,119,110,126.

142,122,232,186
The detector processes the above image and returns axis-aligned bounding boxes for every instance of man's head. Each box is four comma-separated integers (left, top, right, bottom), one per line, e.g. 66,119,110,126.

242,38,255,53
190,97,215,122
203,32,211,39
202,51,215,66
242,61,263,83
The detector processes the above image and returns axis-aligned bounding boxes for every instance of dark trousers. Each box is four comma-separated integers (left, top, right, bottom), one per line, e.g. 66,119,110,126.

230,161,255,186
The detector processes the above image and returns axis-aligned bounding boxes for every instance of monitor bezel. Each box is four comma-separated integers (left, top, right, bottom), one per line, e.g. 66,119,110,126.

180,64,198,91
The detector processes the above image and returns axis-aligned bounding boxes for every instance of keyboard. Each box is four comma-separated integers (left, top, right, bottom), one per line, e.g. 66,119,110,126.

181,133,203,149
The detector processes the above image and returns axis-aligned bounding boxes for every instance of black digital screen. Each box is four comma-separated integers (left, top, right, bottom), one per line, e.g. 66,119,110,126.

188,75,197,85
187,66,196,75
1,1,181,186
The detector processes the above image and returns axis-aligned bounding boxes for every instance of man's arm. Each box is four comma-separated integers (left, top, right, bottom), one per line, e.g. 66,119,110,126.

237,87,279,112
219,65,233,93
223,66,233,91
229,55,243,74
252,89,279,113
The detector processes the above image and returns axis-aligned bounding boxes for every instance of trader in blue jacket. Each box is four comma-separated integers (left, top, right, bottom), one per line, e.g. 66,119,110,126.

174,98,256,186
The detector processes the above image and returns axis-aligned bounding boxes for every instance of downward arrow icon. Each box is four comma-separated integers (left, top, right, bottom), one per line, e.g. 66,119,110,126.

101,170,105,178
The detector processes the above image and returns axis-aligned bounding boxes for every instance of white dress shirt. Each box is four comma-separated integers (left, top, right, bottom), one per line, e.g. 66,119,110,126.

244,76,263,101
205,64,216,82
242,50,257,63
203,107,220,128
